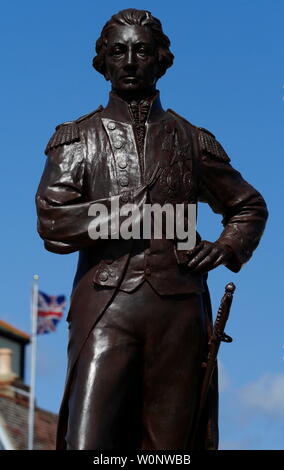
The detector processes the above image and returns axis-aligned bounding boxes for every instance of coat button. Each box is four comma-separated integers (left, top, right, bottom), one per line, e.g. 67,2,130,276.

119,176,129,187
118,158,127,169
145,248,150,255
98,271,108,281
107,122,116,130
114,139,123,149
120,192,129,203
145,267,151,276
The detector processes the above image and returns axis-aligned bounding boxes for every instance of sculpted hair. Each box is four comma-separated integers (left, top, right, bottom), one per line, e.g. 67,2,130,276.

93,8,174,79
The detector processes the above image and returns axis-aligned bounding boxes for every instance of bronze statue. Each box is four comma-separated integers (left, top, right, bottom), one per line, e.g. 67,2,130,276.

35,8,268,450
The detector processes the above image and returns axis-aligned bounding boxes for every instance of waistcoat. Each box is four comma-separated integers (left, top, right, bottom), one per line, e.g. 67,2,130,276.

94,91,204,295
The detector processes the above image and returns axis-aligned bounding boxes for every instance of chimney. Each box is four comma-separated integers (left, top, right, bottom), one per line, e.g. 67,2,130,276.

0,348,17,397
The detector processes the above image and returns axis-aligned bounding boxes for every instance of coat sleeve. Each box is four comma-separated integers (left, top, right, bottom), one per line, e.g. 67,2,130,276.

197,129,268,273
35,128,147,254
35,136,103,254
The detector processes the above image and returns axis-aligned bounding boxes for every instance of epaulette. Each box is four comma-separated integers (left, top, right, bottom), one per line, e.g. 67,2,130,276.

45,105,104,155
198,127,231,163
198,127,215,138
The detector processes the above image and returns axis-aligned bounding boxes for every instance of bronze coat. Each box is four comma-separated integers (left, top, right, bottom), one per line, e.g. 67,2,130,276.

35,92,268,449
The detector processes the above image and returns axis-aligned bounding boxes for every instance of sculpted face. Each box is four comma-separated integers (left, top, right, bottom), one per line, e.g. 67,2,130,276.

104,25,160,93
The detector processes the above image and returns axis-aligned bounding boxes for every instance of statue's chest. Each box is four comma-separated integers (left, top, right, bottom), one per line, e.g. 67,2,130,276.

144,120,196,204
85,117,196,203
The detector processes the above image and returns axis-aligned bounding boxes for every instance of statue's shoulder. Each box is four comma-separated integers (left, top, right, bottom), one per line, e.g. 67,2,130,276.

45,105,104,155
167,109,230,163
167,108,215,136
167,108,197,130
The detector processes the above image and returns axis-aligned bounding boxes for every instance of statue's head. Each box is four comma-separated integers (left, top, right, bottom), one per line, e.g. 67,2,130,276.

93,8,174,94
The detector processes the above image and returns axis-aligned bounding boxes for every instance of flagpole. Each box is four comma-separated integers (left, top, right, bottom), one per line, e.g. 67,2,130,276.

28,274,39,450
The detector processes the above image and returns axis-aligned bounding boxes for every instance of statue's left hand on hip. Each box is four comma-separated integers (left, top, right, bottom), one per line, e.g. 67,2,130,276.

186,240,234,275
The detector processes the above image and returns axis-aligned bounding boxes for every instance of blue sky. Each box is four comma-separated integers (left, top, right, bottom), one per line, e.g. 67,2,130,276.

0,0,283,450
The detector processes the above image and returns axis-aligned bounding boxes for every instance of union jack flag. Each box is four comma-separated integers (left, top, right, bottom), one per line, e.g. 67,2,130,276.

37,291,66,334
